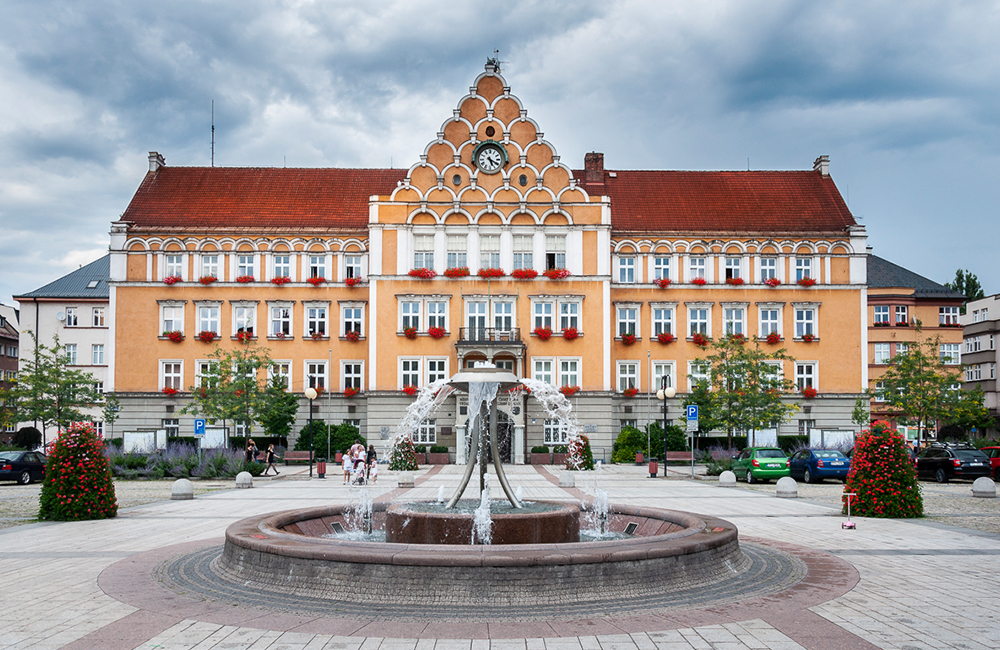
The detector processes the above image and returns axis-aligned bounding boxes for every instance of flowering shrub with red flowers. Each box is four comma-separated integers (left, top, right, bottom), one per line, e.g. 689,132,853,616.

236,275,255,283
389,434,420,471
511,268,538,280
270,276,291,285
345,276,363,287
657,332,676,344
478,267,505,279
402,385,419,396
691,276,707,285
654,277,671,288
801,386,818,399
728,333,747,344
623,387,639,398
403,326,418,339
236,330,253,343
444,267,470,278
895,320,910,327
345,330,361,342
621,332,637,346
163,275,182,285
763,277,782,287
198,331,217,343
199,275,217,285
408,268,437,279
543,268,571,280
38,423,117,521
428,326,447,339
766,331,781,344
801,333,816,342
797,277,817,287
873,321,891,327
164,330,184,343
343,387,359,398
306,276,326,286
562,327,579,340
533,326,552,341
692,332,709,347
725,277,745,286
566,434,595,470
559,385,580,397
311,332,324,341
843,420,923,518
162,386,179,396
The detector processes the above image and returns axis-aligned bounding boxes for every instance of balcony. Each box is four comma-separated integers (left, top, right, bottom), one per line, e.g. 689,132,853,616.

458,327,521,343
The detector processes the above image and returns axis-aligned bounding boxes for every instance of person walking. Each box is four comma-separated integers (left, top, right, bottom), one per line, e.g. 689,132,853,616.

245,439,258,463
263,444,280,476
367,444,378,479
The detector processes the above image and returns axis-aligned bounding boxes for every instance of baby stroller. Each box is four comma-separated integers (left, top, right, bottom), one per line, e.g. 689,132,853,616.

351,464,367,485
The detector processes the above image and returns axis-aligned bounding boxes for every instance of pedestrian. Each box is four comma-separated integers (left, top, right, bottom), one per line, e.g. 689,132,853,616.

367,444,378,479
342,451,352,484
245,439,258,463
369,459,378,483
263,444,279,476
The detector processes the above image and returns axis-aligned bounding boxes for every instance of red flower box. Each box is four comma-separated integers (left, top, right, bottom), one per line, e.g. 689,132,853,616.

511,268,538,280
801,333,816,342
725,277,744,286
766,331,781,344
559,385,580,397
306,276,326,286
623,387,639,398
161,387,179,396
873,321,891,327
402,385,419,396
311,332,324,341
797,277,817,287
236,275,255,283
729,333,747,344
163,330,184,343
408,268,437,279
802,387,818,399
654,277,671,288
543,268,571,280
199,275,217,285
691,277,707,285
163,275,182,285
621,332,637,346
270,276,291,285
345,276,363,287
562,327,579,340
343,387,359,398
403,326,418,339
763,277,782,287
198,331,217,343
236,330,253,343
345,330,361,342
272,331,286,340
444,267,470,278
428,326,447,339
692,332,709,347
477,267,505,279
657,332,676,344
533,327,552,341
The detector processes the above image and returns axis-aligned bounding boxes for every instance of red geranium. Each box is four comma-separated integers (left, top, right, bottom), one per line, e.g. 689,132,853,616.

270,276,291,285
692,332,709,347
444,267,470,278
428,326,447,339
801,387,818,399
621,332,637,346
797,277,817,287
236,330,253,343
236,275,255,283
344,387,359,398
623,387,639,398
162,387,179,396
163,330,184,343
511,268,538,280
543,268,571,280
691,277,707,286
403,326,418,339
306,276,326,286
199,275,217,285
477,267,505,279
533,326,552,341
801,333,816,342
725,277,744,286
657,332,676,344
198,331,217,343
766,331,781,344
402,385,419,396
763,277,781,287
729,333,747,344
408,268,437,279
654,277,671,288
559,385,580,397
345,276,363,287
562,327,579,340
345,330,361,342
163,275,182,285
311,332,324,341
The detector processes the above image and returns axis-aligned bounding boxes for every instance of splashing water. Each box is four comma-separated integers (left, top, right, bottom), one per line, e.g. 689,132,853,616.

581,463,612,536
520,378,587,468
346,485,374,535
473,477,493,544
437,485,445,504
515,485,523,503
391,378,454,458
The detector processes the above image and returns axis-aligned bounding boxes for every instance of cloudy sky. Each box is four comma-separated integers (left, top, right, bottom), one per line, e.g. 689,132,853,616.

1,0,998,309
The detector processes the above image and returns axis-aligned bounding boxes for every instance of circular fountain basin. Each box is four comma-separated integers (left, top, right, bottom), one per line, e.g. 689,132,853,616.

386,500,580,545
218,501,746,607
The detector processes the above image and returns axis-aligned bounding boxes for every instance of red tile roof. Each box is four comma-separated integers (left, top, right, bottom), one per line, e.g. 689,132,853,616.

122,167,407,230
576,169,856,233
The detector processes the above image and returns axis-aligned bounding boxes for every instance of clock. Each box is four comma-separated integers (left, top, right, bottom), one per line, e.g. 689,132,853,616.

472,141,507,174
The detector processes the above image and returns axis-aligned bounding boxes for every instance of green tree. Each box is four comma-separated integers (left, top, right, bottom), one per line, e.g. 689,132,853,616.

258,374,300,445
851,395,871,428
698,335,800,448
102,392,121,440
682,378,723,439
945,269,985,314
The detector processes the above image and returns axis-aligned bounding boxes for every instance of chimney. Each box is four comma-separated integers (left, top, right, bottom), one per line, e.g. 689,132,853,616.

584,152,604,184
813,155,829,176
148,151,166,172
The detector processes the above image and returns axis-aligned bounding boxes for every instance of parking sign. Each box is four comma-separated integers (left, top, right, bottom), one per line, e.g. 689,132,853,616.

194,419,206,437
686,405,698,421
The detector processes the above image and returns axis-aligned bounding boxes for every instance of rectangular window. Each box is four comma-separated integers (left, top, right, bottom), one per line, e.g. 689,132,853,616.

270,306,292,337
724,308,745,336
797,420,815,437
759,308,779,336
618,257,636,283
427,359,448,384
725,257,741,280
991,363,996,380
343,307,362,335
306,306,327,337
93,381,104,394
415,419,436,445
344,255,361,279
896,343,908,356
447,235,468,269
480,235,500,269
874,305,890,324
92,344,104,365
269,361,291,390
559,359,579,388
874,381,885,402
402,359,421,387
533,302,553,329
513,235,533,270
65,344,77,365
940,344,960,365
895,306,908,325
544,418,568,445
273,255,290,279
652,307,673,336
343,362,362,390
617,362,638,392
427,301,447,329
689,308,708,336
308,255,326,279
237,255,254,278
533,358,553,385
234,305,255,337
653,362,675,391
92,308,105,327
795,363,815,390
874,343,890,364
795,308,815,338
689,257,706,280
966,336,981,353
759,257,776,281
467,301,487,336
402,301,421,330
162,419,179,438
688,360,710,389
972,309,980,323
653,256,670,281
196,360,217,388
306,362,327,390
795,257,811,281
162,305,183,333
165,254,183,278
414,235,435,269
494,301,513,330
939,306,960,325
162,361,182,390
545,235,566,270
202,254,220,278
65,307,78,327
617,307,637,337
559,302,579,331
199,306,220,334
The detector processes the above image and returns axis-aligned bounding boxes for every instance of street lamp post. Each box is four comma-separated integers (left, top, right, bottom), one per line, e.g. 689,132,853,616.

656,377,676,478
304,386,318,478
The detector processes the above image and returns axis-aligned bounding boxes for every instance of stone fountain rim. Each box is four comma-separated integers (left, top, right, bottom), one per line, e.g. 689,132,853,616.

225,501,737,568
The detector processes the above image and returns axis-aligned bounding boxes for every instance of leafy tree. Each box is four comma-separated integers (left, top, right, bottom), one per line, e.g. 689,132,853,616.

38,422,117,521
102,392,121,440
258,374,300,445
612,426,647,463
682,379,723,438
643,421,689,459
877,325,991,440
945,269,985,314
851,395,871,428
698,335,800,447
843,421,922,518
13,427,42,450
294,420,363,457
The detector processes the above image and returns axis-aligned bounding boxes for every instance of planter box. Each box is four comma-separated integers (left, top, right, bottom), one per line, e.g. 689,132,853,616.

427,452,450,464
414,453,428,465
552,453,568,467
530,453,552,465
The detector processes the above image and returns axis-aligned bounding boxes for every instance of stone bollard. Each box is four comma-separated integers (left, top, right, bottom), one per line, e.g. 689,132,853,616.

559,473,575,488
235,471,253,489
171,478,194,500
397,473,415,488
972,476,996,498
719,470,737,487
776,476,798,498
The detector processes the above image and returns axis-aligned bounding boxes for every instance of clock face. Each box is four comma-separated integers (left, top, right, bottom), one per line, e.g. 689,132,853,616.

476,145,504,173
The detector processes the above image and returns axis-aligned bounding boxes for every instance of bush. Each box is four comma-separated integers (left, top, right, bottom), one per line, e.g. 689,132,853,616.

566,435,595,470
552,445,568,454
430,445,449,453
612,426,647,463
294,420,364,456
844,421,922,518
414,445,427,453
105,443,262,479
643,422,690,459
389,434,419,471
13,427,42,450
702,445,739,476
531,445,550,454
38,423,117,521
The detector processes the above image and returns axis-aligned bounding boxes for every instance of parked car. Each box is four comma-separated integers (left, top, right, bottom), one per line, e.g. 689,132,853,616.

916,444,991,483
732,447,790,483
980,446,1000,481
0,451,48,484
789,449,850,483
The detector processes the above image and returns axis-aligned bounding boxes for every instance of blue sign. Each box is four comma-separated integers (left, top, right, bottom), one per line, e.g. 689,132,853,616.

686,405,699,421
194,419,206,437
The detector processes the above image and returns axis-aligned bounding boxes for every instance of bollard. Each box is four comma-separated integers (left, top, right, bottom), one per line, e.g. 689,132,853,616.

235,471,253,489
171,478,194,500
776,476,798,498
649,459,658,478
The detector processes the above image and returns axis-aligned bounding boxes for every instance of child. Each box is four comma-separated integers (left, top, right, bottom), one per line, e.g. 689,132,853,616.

368,460,378,484
342,451,352,484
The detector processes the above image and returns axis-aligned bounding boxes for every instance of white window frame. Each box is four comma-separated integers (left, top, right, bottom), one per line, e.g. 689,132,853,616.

201,253,220,279
795,257,812,281
92,307,106,327
268,361,291,390
544,419,569,445
758,304,782,337
308,253,328,280
342,361,364,391
64,343,77,365
532,358,554,385
232,303,257,338
688,257,706,280
428,299,449,330
940,344,960,365
686,302,712,337
616,304,639,338
759,257,777,282
895,305,908,325
559,357,580,388
92,344,104,365
65,307,78,327
617,361,639,392
687,360,710,391
197,303,221,334
795,362,816,390
652,361,675,392
939,306,960,326
344,254,362,280
413,234,435,269
617,256,636,283
165,254,184,279
493,300,514,331
160,360,183,391
874,343,890,364
793,303,818,339
415,419,437,445
268,302,293,338
724,257,741,280
651,303,675,336
272,254,291,280
305,303,328,338
342,303,364,337
874,305,890,324
160,302,185,333
401,300,422,331
400,357,421,389
722,304,747,336
653,254,671,281
480,234,500,270
426,357,449,385
545,234,566,270
236,253,255,279
513,234,533,270
305,360,328,391
447,235,468,269
533,300,554,330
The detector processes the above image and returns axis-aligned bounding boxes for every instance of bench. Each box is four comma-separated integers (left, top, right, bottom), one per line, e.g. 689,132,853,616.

662,452,694,463
283,451,314,465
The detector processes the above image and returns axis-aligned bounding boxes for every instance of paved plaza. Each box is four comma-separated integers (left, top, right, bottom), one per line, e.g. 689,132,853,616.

0,464,998,650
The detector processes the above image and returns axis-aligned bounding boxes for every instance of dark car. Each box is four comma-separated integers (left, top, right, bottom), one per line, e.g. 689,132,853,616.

789,449,851,483
980,446,1000,481
0,451,48,484
916,445,991,483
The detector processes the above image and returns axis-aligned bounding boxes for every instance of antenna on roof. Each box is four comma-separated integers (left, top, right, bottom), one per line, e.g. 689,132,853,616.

211,100,215,167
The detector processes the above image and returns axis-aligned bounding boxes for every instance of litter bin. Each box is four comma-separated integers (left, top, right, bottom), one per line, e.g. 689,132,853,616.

635,452,644,465
649,459,658,478
316,459,327,479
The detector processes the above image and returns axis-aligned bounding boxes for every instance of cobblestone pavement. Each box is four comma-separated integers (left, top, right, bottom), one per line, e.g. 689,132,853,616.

0,464,997,650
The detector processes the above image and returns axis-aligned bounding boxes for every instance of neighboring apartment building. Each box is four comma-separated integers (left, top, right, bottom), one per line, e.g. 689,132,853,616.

108,61,868,459
866,254,965,440
13,256,111,440
961,294,1000,437
0,311,18,443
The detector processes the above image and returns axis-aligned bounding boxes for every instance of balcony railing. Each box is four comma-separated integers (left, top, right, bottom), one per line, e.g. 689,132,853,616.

458,327,521,343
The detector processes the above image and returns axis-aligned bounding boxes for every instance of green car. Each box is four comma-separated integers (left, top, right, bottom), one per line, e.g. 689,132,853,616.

732,447,790,483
